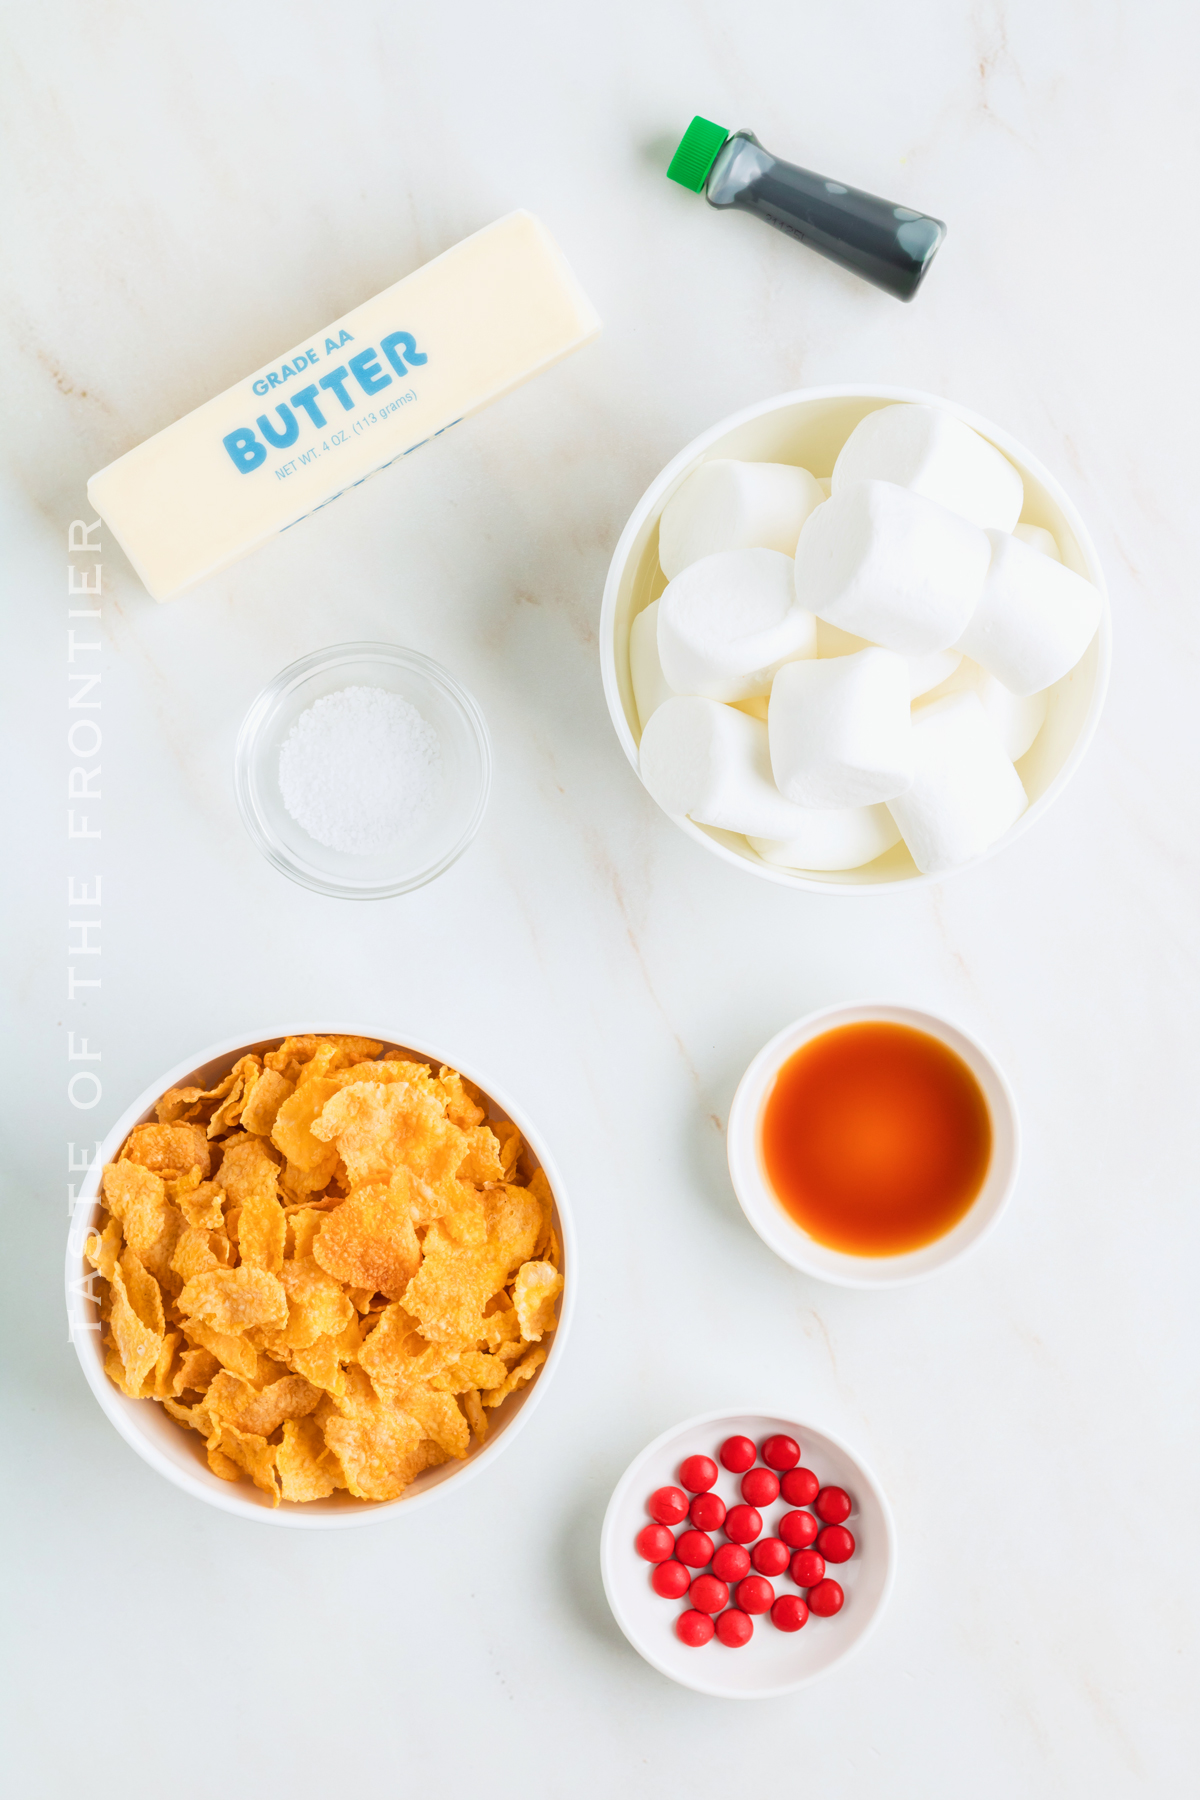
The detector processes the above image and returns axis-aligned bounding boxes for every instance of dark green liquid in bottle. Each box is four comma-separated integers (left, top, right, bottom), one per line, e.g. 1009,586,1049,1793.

670,118,945,302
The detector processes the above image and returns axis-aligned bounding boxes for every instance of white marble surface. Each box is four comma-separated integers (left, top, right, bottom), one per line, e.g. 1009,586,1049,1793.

2,3,1198,1793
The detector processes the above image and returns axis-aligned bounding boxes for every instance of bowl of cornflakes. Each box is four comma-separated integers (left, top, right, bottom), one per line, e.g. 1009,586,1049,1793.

66,1029,572,1526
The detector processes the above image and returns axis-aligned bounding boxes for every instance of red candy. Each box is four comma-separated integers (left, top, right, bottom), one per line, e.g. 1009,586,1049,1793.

740,1467,780,1507
688,1574,729,1614
719,1435,756,1473
674,1529,715,1568
817,1525,855,1563
735,1575,775,1614
635,1524,675,1563
789,1549,825,1587
723,1504,763,1544
788,1540,827,1584
676,1609,716,1646
750,1537,790,1577
770,1594,809,1632
711,1542,751,1583
778,1508,819,1550
815,1485,852,1524
650,1559,691,1598
761,1434,801,1471
689,1492,726,1532
716,1608,753,1647
780,1467,820,1506
647,1485,689,1526
679,1455,719,1493
807,1578,844,1617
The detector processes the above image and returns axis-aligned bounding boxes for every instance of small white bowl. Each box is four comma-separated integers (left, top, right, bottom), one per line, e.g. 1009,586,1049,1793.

234,643,491,899
727,1003,1020,1287
601,1408,896,1698
65,1025,573,1527
600,384,1111,892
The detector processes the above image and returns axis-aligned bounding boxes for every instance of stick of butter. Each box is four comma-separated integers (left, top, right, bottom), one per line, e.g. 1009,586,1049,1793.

87,210,601,600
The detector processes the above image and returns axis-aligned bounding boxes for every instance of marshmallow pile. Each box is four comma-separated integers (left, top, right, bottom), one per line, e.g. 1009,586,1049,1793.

634,403,1102,875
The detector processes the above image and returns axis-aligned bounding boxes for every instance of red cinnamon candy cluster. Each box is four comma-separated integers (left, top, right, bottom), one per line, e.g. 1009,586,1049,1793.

634,1432,856,1647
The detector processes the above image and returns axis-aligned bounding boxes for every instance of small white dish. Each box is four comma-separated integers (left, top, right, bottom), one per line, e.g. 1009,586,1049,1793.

601,1408,895,1697
65,1025,572,1527
600,384,1110,892
234,642,491,899
727,1003,1020,1287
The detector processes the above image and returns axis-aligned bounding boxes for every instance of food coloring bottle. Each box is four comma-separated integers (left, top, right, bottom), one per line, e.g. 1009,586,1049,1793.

667,115,945,302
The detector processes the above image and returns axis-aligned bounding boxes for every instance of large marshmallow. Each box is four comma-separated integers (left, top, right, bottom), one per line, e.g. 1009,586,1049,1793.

630,600,675,728
956,530,1102,697
1012,522,1062,561
833,403,1023,533
923,656,1047,761
658,459,825,579
639,696,815,837
768,647,913,809
887,691,1027,874
906,647,963,698
794,480,990,654
749,806,900,873
815,617,960,697
658,548,817,702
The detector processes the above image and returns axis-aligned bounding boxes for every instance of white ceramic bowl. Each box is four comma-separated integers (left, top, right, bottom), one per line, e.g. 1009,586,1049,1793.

601,1409,895,1697
234,643,491,899
65,1025,572,1527
600,385,1111,891
727,1003,1019,1287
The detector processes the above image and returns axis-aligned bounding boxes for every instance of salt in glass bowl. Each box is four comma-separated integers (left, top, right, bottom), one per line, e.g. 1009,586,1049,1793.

234,642,491,898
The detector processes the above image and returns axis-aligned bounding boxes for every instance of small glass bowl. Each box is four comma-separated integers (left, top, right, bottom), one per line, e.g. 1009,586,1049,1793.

234,642,491,898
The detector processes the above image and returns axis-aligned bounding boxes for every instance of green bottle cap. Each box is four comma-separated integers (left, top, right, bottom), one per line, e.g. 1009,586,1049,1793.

666,116,730,192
